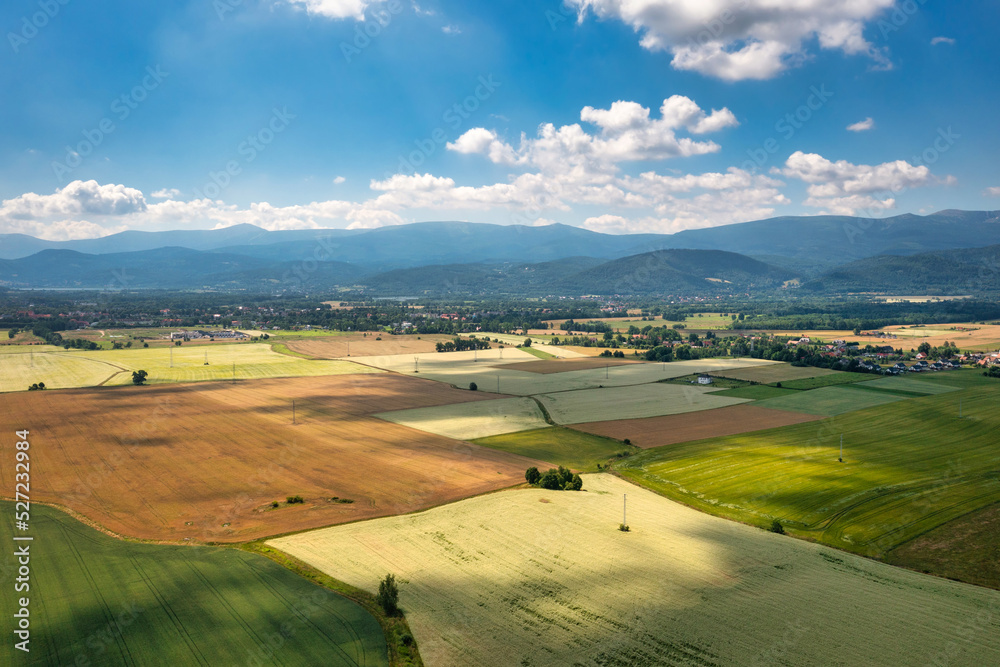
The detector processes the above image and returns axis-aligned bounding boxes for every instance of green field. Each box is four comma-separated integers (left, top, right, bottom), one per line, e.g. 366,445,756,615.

617,384,1000,559
472,427,629,471
537,383,751,424
753,384,907,415
857,376,960,395
777,372,874,390
662,374,750,389
714,362,839,384
516,345,557,360
271,474,1000,667
0,343,379,392
0,503,387,666
713,385,798,400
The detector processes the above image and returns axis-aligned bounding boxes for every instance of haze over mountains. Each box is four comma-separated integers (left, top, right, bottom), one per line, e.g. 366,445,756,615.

2,210,999,295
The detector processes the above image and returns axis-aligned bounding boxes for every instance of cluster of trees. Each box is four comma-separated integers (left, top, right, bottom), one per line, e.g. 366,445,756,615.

599,349,626,358
985,366,1000,378
435,337,491,352
917,341,960,358
61,338,100,350
131,370,148,385
27,382,46,391
524,466,583,491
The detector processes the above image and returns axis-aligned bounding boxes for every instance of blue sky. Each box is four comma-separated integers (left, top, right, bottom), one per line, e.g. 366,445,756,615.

0,0,998,239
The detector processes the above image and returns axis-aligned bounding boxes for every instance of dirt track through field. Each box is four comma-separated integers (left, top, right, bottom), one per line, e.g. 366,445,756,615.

0,374,543,542
571,404,823,448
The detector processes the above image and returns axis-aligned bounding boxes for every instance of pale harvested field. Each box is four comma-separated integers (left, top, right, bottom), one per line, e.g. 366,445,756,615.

0,348,122,392
284,334,453,359
572,404,824,448
759,323,1000,352
271,474,1000,667
537,383,751,425
0,375,542,542
474,333,584,358
490,357,642,374
353,349,780,396
0,343,377,391
376,397,548,440
714,362,839,384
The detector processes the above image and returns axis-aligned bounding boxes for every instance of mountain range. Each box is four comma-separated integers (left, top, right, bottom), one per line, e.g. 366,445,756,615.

1,210,999,295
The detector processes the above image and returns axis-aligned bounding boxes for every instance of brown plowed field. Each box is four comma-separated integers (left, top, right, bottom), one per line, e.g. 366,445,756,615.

489,357,643,374
0,374,541,543
570,403,823,448
284,334,452,359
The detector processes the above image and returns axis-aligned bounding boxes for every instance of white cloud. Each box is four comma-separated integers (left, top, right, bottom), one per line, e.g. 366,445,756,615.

0,180,146,220
280,0,381,20
448,96,737,181
846,117,875,132
151,188,181,199
777,151,942,214
985,187,1000,197
931,36,955,46
567,0,894,80
441,25,461,34
333,176,347,185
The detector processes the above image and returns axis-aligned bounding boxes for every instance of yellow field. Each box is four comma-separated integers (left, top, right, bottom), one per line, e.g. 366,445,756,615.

271,474,1000,667
0,343,378,392
0,347,120,392
375,397,549,440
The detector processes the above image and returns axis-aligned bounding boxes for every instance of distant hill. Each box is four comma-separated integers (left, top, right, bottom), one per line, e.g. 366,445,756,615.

558,249,796,295
658,210,1000,264
0,247,363,290
805,244,1000,293
361,250,795,296
362,257,605,295
4,210,1000,293
4,211,1000,272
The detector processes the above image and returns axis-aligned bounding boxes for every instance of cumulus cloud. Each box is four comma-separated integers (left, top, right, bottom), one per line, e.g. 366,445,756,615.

985,187,1000,197
567,0,894,80
931,36,955,46
441,25,461,34
777,151,941,214
280,0,381,20
846,117,875,132
448,96,737,181
1,180,146,221
151,188,181,199
333,176,347,185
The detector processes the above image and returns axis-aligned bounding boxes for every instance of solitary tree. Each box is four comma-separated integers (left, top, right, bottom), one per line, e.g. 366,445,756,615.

525,467,540,485
469,382,478,391
376,573,400,616
132,370,148,385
